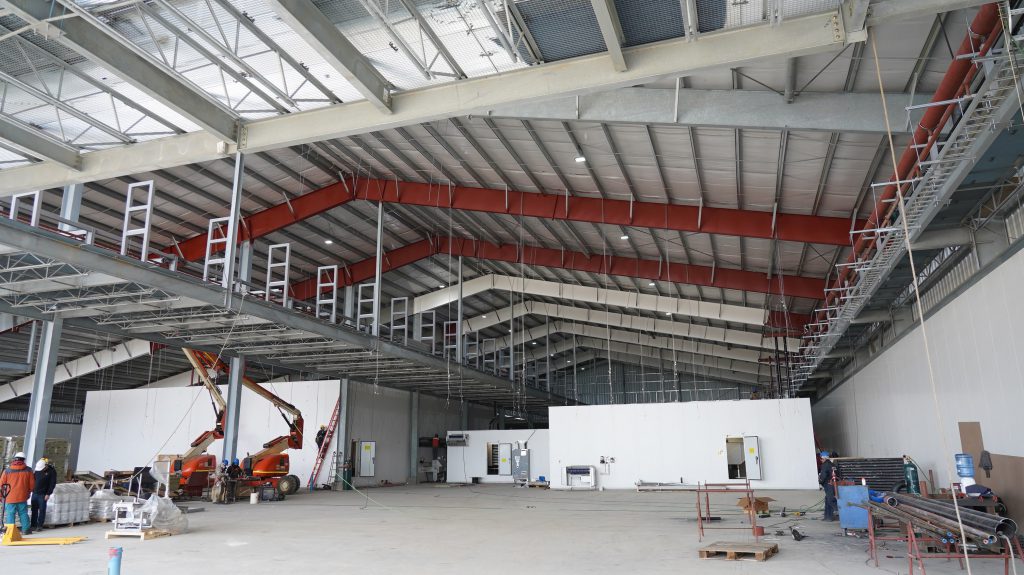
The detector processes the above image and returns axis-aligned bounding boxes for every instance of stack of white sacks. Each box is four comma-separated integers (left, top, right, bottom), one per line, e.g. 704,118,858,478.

43,483,91,526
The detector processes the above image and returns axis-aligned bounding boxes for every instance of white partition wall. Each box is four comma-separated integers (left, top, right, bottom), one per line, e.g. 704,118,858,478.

447,429,550,484
78,380,340,485
548,399,818,490
77,379,485,487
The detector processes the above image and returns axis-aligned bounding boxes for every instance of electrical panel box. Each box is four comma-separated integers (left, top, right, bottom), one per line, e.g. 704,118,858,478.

511,449,530,485
358,441,376,477
497,443,512,475
564,465,597,490
743,436,762,480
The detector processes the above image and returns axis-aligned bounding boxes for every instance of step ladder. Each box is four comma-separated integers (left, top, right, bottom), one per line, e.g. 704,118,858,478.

307,396,341,491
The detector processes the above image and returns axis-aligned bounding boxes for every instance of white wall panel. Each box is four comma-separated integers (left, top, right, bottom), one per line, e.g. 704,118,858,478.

78,380,339,485
814,247,1024,479
548,399,818,489
78,378,490,487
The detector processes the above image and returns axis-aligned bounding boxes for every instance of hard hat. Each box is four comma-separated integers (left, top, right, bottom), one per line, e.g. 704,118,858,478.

232,458,239,465
819,451,830,459
320,424,326,429
222,459,229,466
12,451,25,460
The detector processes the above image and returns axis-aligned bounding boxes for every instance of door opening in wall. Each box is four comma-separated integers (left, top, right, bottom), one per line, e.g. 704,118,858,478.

726,437,746,479
486,443,512,476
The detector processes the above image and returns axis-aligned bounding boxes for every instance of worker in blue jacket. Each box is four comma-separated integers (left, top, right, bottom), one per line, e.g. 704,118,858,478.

819,451,837,521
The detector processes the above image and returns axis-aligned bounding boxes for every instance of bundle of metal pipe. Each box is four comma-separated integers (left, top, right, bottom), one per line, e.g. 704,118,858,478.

867,502,960,544
883,493,1018,544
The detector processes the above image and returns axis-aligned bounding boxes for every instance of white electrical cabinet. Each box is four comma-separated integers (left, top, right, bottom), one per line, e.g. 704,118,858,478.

497,443,512,475
359,441,376,477
743,436,762,480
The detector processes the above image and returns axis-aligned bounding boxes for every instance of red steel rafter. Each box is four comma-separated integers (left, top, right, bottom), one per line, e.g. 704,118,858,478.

168,177,861,261
289,235,818,327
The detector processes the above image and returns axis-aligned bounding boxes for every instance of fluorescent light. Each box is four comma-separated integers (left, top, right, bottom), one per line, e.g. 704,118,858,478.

324,239,333,245
620,234,629,240
574,154,586,163
648,282,656,287
438,284,446,288
566,360,571,363
482,315,487,319
665,312,672,316
531,341,537,345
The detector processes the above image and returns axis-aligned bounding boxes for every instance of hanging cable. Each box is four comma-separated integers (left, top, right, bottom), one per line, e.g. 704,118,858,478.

871,32,974,574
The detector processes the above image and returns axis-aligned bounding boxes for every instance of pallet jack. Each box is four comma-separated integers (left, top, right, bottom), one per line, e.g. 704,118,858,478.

1,484,86,546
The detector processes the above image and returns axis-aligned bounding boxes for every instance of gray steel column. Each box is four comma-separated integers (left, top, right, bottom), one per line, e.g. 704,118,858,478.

23,317,62,465
409,390,419,483
508,297,515,381
221,355,245,463
497,405,505,429
58,183,83,232
223,152,245,305
372,201,384,336
460,400,469,430
335,378,350,484
545,321,551,392
237,240,253,289
343,284,355,325
456,255,464,363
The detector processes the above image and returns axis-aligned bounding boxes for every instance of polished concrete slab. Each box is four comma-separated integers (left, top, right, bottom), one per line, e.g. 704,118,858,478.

4,485,1015,574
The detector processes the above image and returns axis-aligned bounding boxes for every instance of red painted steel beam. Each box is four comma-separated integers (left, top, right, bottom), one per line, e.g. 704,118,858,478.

438,237,825,299
290,238,436,301
290,235,816,327
167,176,861,261
350,179,859,246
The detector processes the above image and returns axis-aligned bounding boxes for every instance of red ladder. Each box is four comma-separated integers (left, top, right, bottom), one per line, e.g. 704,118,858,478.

307,397,341,491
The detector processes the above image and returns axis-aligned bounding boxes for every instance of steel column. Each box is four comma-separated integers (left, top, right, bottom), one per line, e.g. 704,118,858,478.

336,377,349,484
58,183,84,233
237,241,253,291
372,202,384,337
223,153,245,306
409,390,419,484
456,256,464,363
221,355,245,463
22,317,62,466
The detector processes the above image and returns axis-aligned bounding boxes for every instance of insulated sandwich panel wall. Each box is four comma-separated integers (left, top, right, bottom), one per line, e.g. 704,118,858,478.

548,399,818,489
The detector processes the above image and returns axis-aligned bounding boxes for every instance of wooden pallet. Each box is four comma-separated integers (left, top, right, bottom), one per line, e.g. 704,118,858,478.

105,529,173,541
699,541,778,562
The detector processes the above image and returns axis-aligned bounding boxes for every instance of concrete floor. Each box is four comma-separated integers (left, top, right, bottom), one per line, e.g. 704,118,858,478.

5,485,1017,574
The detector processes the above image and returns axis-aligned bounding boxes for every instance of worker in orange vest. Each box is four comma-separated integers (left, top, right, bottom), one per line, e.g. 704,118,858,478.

1,452,36,534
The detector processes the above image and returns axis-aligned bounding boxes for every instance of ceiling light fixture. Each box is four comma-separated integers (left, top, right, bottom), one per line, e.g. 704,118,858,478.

574,155,586,163
439,284,446,288
620,234,629,240
648,282,656,287
324,239,333,245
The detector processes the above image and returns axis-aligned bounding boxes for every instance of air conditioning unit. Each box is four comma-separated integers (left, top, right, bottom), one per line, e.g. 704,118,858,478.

564,465,597,490
446,432,469,447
